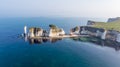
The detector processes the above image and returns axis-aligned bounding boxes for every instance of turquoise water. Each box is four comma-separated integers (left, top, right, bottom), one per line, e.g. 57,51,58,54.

0,17,120,67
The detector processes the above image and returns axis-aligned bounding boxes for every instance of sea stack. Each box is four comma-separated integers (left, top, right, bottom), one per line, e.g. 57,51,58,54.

24,26,27,36
101,30,107,40
28,27,44,37
49,24,65,37
117,34,120,42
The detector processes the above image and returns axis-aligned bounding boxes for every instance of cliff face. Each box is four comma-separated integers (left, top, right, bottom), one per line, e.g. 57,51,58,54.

70,26,80,35
105,30,119,41
80,26,104,37
49,25,65,37
107,17,120,22
29,27,43,37
49,28,65,37
77,26,120,42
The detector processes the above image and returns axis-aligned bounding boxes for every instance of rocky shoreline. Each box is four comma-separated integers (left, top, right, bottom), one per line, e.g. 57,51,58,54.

22,17,120,43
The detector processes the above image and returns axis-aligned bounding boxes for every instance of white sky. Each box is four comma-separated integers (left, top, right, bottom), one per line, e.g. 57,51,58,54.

0,0,120,18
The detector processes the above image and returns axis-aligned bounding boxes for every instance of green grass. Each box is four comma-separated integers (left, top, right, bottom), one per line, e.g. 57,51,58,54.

92,19,120,32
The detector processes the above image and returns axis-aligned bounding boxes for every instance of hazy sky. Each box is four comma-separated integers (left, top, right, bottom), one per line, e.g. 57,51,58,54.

0,0,120,18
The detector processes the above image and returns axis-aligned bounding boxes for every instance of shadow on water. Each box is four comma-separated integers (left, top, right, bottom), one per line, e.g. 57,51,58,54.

28,38,62,45
71,36,120,51
23,36,120,51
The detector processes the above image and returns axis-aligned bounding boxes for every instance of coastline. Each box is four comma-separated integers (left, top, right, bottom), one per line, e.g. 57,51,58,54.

29,34,89,39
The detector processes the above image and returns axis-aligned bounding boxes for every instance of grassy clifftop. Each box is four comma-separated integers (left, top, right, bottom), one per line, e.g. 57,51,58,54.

92,19,120,32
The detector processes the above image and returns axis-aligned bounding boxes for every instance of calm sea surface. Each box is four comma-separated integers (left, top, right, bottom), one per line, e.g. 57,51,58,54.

1,17,120,67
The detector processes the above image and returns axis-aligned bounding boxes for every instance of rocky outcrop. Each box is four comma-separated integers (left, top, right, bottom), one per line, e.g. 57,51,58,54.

105,30,119,41
107,17,120,22
49,25,65,37
87,20,96,25
70,26,80,35
29,27,44,37
80,26,104,37
117,34,120,42
79,26,120,42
